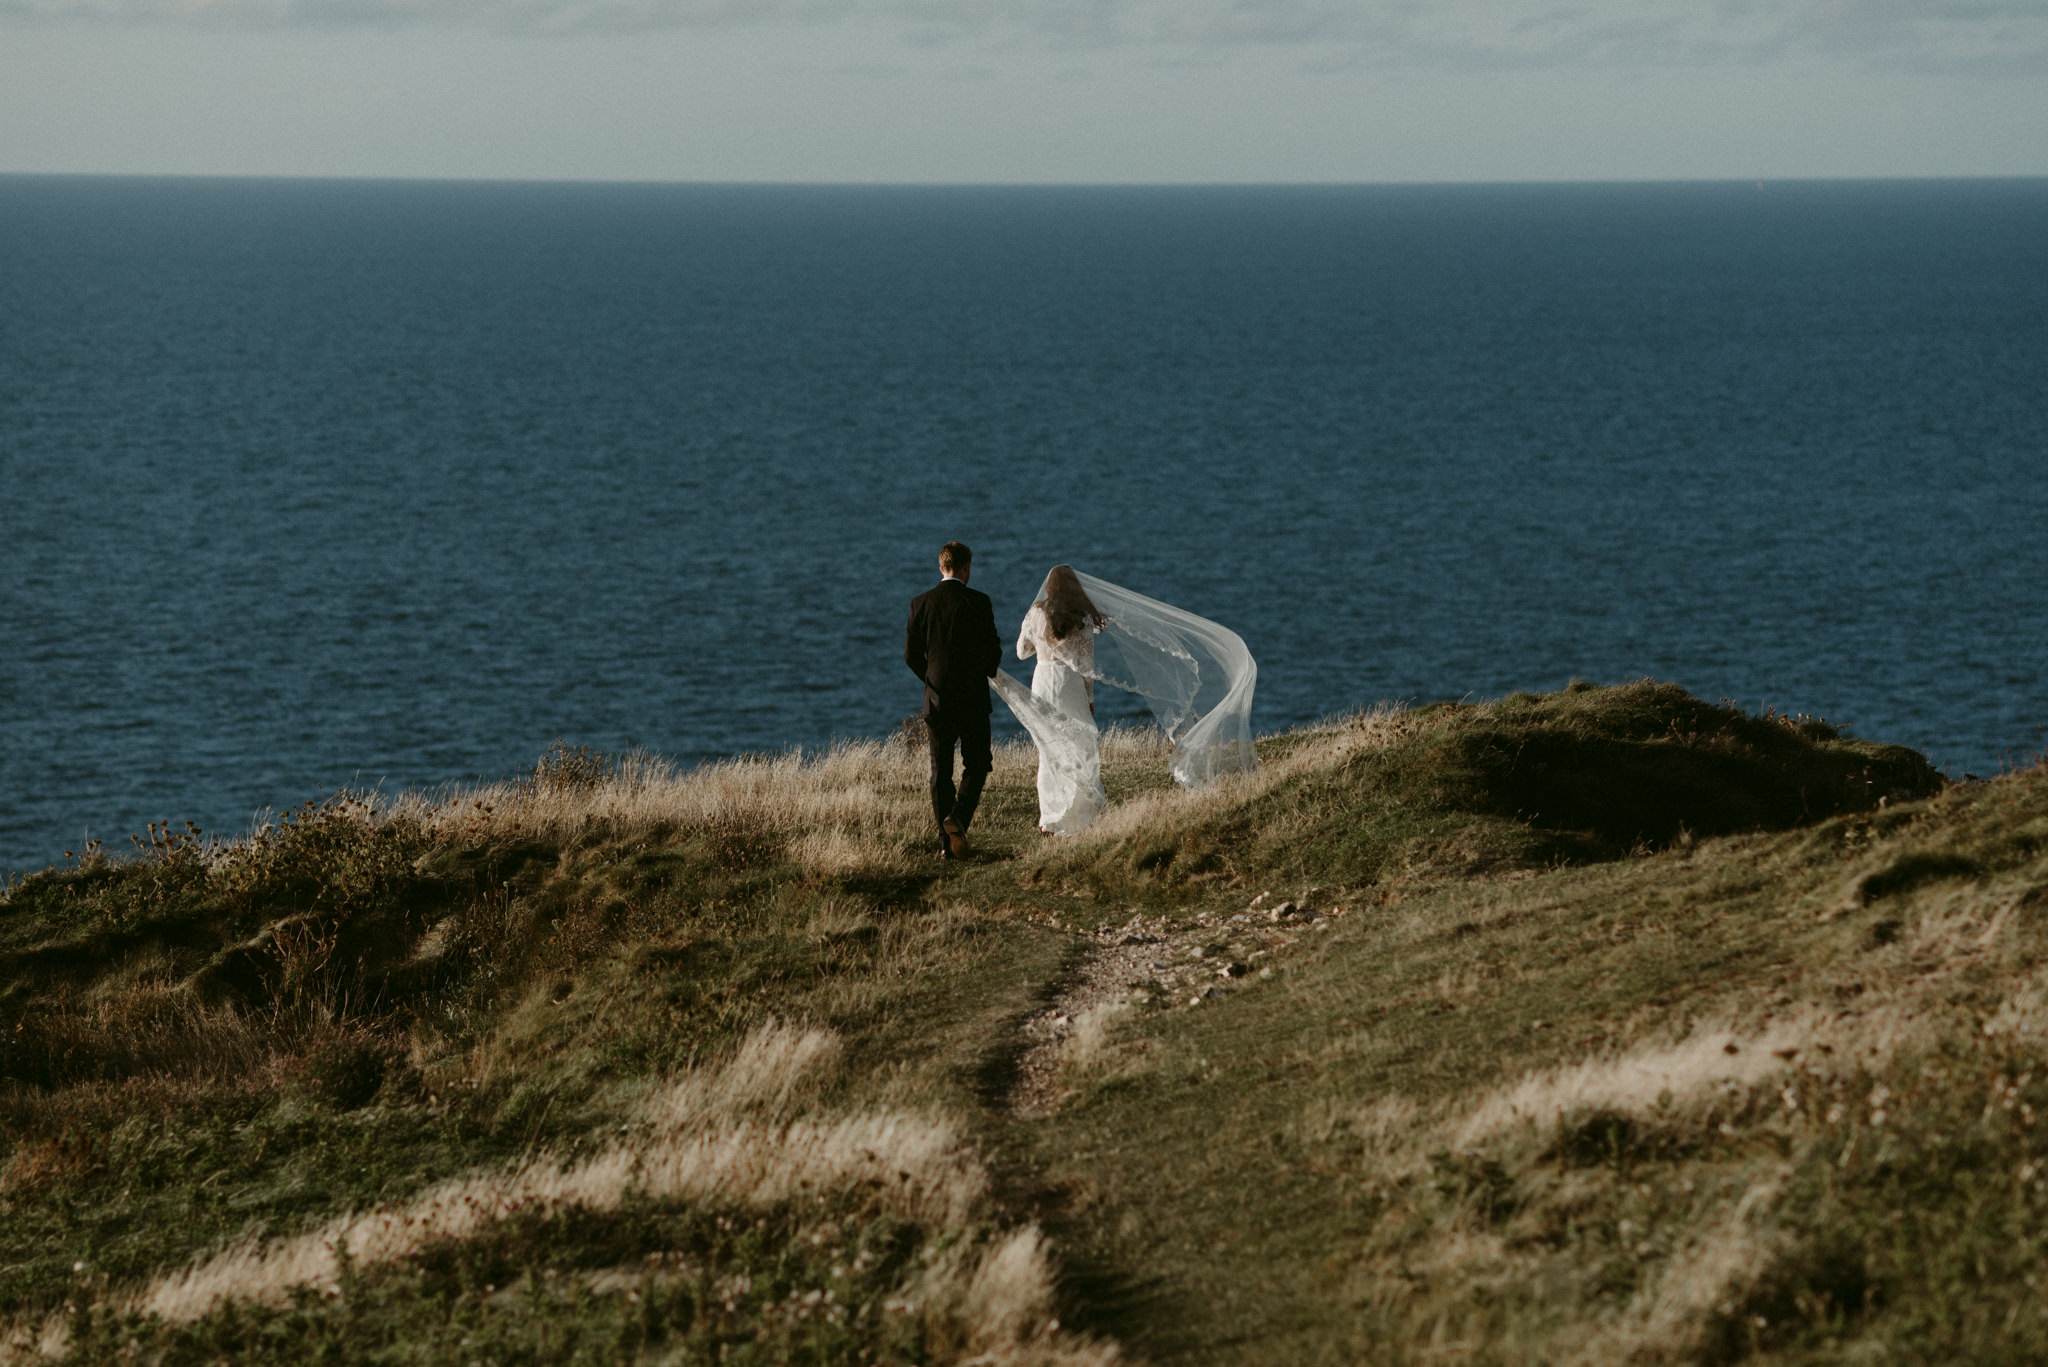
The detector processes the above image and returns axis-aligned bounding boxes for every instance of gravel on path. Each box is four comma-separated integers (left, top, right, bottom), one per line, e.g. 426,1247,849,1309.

1007,892,1349,1119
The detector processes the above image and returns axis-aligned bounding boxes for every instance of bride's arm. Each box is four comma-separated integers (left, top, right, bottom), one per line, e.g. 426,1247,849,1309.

1017,605,1042,659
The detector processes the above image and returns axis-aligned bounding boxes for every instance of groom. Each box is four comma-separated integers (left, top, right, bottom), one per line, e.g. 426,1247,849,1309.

904,541,1003,859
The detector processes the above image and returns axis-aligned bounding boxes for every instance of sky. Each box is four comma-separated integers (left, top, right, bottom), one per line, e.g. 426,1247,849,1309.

1,0,2045,181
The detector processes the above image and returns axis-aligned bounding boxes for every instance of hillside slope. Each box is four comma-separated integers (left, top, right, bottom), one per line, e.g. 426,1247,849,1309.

4,682,2044,1365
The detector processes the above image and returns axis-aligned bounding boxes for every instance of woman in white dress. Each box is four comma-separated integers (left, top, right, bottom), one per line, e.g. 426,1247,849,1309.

990,565,1257,832
1015,566,1110,834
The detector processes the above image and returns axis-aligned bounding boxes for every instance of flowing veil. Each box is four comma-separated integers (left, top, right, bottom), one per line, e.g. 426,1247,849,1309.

994,570,1257,790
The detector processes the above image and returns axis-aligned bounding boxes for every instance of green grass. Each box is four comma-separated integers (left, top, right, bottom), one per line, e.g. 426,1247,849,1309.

3,682,2044,1364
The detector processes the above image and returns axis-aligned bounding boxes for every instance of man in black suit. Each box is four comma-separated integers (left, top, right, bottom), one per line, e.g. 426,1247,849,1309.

904,540,1004,859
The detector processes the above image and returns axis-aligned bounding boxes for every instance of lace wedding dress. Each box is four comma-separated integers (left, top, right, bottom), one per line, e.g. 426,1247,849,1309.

1011,601,1109,834
992,567,1258,834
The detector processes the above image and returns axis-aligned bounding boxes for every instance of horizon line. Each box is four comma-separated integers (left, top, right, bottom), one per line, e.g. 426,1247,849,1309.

4,170,2046,189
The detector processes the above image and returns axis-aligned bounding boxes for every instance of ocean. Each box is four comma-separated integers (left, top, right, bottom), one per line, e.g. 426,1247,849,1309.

3,176,2045,874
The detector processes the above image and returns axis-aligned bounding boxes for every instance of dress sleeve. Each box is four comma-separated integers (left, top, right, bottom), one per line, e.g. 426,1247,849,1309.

1017,605,1042,660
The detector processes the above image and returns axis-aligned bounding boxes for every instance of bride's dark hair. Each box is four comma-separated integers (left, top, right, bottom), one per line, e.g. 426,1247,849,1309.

1039,565,1105,641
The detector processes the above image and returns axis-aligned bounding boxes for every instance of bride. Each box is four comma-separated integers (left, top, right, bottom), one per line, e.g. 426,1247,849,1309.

992,566,1258,835
1014,566,1110,834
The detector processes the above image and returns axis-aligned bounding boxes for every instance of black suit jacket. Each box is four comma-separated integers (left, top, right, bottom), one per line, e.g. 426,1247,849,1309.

905,579,1003,719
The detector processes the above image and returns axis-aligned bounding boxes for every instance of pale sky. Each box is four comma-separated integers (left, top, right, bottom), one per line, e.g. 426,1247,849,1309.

2,0,2045,181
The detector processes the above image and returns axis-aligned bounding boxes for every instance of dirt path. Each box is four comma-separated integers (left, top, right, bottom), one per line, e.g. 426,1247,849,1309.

1007,893,1348,1119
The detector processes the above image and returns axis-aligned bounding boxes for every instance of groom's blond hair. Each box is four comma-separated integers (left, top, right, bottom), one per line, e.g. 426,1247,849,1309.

938,541,972,574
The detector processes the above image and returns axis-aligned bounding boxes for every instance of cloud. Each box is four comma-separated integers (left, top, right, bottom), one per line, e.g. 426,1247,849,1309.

1149,0,2048,72
4,0,2044,74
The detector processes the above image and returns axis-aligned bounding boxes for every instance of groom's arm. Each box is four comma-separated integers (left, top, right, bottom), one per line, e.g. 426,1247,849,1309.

975,596,1002,678
904,599,929,680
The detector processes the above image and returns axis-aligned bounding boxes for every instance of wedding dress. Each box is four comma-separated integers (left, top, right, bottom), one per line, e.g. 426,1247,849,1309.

1011,599,1109,834
992,568,1257,833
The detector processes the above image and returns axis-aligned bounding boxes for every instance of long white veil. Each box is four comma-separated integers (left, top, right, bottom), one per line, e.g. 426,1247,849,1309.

994,570,1257,790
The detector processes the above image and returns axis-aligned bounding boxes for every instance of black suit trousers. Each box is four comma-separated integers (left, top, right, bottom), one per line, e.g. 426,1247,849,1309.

926,707,993,840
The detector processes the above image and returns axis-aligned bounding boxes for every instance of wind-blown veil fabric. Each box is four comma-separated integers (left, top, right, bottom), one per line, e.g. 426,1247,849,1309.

993,570,1257,791
989,670,1104,818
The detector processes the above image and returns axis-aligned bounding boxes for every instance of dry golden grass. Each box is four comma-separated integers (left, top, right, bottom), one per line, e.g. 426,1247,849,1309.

397,734,1035,849
1054,705,1412,852
132,1109,992,1326
410,742,928,845
919,1225,1124,1367
1449,1015,1829,1152
634,1017,844,1124
1,976,286,1099
57,1021,1115,1367
787,824,916,877
1551,1167,1794,1366
160,712,1294,893
1058,1003,1129,1082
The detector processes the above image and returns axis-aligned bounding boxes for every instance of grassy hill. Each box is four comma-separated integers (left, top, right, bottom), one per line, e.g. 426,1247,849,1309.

3,680,2044,1365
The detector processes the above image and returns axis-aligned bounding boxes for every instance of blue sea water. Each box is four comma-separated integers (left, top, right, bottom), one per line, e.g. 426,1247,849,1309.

2,176,2046,875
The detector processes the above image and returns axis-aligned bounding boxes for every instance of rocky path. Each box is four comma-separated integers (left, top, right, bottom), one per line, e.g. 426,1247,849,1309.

1007,892,1350,1119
